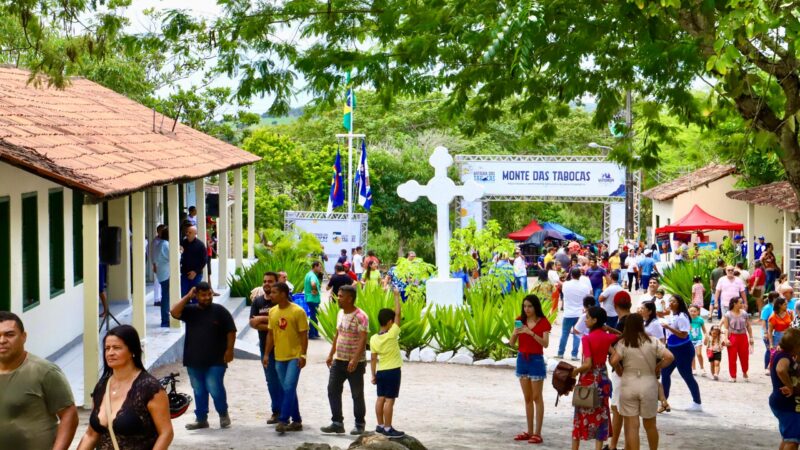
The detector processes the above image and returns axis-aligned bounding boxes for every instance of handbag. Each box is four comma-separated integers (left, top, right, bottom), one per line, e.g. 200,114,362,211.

552,361,577,406
104,377,121,450
572,337,601,409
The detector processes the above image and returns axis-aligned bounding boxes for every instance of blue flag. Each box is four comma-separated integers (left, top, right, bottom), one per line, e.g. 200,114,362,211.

356,140,372,211
327,149,345,213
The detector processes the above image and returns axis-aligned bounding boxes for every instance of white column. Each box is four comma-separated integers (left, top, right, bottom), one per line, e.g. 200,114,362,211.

747,202,755,266
107,196,131,301
234,168,243,268
784,210,790,272
195,178,206,265
82,202,100,407
167,185,181,328
218,174,229,289
247,165,255,260
131,192,146,354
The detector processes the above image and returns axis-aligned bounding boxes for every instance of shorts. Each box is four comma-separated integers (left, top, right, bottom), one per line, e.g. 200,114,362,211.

376,368,401,399
610,370,621,407
692,340,703,348
619,375,659,419
709,351,722,362
515,354,546,381
772,405,800,443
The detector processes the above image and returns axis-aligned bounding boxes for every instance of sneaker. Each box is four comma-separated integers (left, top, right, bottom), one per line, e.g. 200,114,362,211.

220,414,231,429
267,413,280,425
320,423,345,434
185,420,210,430
685,402,703,412
287,421,303,432
276,422,288,434
570,356,580,362
375,425,386,435
350,425,365,435
384,427,405,439
555,354,564,359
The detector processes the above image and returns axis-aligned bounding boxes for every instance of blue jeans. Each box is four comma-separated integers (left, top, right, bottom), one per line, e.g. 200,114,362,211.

592,287,602,304
641,274,651,291
307,302,320,339
662,341,701,404
159,279,170,327
558,317,581,358
766,270,778,293
187,365,228,421
181,273,203,300
516,276,528,292
765,337,772,369
260,350,282,415
276,359,302,424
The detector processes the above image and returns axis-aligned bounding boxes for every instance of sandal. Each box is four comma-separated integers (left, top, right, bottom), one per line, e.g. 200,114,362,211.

514,432,533,441
528,434,543,444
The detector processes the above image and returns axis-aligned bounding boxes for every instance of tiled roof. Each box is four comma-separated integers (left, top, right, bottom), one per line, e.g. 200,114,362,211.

0,67,260,200
642,163,736,201
726,181,799,212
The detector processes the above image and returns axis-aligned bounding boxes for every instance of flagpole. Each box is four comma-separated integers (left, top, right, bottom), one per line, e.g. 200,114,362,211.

347,108,354,219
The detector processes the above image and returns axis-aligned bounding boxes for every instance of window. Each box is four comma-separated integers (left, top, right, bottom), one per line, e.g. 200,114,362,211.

21,192,39,309
73,191,83,283
655,215,660,229
49,190,65,296
0,197,9,311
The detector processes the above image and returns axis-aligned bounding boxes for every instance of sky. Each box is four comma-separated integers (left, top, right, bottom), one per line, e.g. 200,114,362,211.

125,0,313,115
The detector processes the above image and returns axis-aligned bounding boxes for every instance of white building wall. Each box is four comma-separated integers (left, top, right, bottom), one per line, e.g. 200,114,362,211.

0,162,84,358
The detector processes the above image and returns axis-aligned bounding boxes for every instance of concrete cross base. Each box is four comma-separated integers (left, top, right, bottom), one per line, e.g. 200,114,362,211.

425,278,464,307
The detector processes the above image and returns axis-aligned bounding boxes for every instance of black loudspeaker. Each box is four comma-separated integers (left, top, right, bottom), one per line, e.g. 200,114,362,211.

100,226,121,265
206,193,220,217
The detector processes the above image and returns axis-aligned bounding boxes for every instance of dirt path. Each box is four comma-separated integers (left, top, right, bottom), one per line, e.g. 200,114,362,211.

71,321,781,450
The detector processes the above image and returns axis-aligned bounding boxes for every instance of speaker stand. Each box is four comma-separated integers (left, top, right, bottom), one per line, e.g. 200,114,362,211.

99,310,121,332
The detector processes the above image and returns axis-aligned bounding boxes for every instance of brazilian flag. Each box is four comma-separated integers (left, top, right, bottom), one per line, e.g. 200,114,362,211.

342,71,355,131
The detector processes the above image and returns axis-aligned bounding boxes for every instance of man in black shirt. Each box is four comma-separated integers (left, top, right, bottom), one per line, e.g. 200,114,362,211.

171,282,236,430
337,249,348,264
327,264,355,297
249,271,282,424
180,226,208,299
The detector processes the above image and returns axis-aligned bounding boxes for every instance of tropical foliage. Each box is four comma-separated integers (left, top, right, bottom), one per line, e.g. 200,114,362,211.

660,260,713,307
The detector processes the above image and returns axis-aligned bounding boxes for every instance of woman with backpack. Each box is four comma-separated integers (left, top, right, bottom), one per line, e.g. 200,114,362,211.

569,307,618,450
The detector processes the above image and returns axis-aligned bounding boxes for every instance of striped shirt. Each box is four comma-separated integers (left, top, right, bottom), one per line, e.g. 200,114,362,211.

336,308,369,361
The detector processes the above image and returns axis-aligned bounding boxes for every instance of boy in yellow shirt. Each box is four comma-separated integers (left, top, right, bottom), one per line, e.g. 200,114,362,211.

369,289,404,438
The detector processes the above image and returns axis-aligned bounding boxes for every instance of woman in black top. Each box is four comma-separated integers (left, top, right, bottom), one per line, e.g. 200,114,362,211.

78,325,173,450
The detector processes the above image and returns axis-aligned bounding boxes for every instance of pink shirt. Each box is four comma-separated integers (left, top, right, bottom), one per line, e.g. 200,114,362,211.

335,308,369,361
691,283,705,307
716,276,745,305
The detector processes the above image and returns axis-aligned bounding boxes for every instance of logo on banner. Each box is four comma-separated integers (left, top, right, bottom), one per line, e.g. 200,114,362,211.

473,171,495,182
599,173,615,183
332,232,342,244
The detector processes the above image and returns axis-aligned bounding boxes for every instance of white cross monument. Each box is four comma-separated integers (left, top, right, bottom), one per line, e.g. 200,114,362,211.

396,146,484,306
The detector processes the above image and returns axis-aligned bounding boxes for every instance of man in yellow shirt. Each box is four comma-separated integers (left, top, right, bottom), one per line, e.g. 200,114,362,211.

369,290,405,439
543,246,557,269
263,282,308,434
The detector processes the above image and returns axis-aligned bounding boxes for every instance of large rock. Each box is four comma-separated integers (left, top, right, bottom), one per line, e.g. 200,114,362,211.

435,351,454,362
419,348,437,362
455,347,474,358
349,432,427,450
296,444,342,450
494,357,517,367
473,358,495,366
447,354,473,365
409,348,421,362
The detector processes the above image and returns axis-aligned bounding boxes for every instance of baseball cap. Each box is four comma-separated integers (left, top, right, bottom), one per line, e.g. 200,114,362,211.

759,236,765,240
613,290,632,308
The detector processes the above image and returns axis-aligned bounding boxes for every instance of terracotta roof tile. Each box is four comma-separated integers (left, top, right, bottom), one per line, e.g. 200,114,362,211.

726,181,799,212
642,163,736,201
0,67,260,200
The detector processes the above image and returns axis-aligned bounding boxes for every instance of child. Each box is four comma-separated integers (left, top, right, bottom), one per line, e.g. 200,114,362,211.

691,276,705,310
571,296,597,337
654,288,669,318
689,305,708,375
705,325,723,381
370,289,405,438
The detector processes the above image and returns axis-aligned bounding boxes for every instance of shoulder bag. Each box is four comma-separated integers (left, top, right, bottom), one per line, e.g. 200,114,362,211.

572,336,601,409
104,378,121,450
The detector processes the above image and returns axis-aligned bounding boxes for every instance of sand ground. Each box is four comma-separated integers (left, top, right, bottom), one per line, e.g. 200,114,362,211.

70,301,781,450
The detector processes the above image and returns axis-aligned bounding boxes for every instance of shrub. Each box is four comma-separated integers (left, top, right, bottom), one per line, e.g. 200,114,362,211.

660,261,712,306
463,294,502,360
313,300,340,343
228,254,309,303
398,299,432,354
429,305,466,353
354,283,394,340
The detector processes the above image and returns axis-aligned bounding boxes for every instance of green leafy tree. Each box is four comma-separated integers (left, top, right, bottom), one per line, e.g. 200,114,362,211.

451,219,515,275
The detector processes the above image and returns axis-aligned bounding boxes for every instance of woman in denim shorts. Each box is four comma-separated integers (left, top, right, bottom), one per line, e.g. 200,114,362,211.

509,294,552,445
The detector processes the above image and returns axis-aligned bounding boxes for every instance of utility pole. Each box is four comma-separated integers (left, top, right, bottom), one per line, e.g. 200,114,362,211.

625,90,634,241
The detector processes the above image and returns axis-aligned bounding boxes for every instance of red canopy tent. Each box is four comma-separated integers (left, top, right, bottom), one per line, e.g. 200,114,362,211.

655,204,743,234
508,219,543,241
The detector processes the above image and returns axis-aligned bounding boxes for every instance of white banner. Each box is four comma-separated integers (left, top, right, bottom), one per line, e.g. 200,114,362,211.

287,213,366,274
460,161,627,198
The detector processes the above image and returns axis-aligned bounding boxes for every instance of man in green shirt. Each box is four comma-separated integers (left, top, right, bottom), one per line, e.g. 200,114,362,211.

0,312,77,450
304,261,324,339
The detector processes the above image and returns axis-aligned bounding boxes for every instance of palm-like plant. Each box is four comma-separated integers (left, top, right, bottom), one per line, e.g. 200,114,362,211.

429,305,466,353
660,261,711,305
463,293,502,360
313,300,340,343
398,299,432,354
